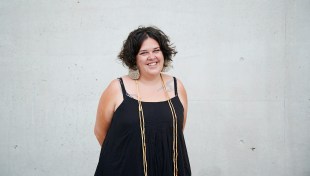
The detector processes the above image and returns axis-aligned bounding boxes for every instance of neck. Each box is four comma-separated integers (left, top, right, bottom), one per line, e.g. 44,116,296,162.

138,73,162,85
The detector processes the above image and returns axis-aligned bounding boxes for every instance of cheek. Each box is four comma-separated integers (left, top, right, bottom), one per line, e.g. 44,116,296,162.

136,56,145,67
157,53,164,61
160,54,165,62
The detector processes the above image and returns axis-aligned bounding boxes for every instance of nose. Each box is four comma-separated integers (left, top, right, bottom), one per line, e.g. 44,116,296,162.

148,52,156,60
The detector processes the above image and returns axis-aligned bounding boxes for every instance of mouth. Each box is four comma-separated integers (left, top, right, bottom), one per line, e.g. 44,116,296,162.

147,62,158,66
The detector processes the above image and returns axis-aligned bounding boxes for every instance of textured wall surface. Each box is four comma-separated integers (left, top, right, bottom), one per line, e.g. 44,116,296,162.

0,0,309,175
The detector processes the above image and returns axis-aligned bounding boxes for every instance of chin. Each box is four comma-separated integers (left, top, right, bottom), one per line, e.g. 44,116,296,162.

149,70,162,75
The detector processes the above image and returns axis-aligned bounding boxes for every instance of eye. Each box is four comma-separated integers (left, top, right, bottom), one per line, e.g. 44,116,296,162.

153,49,161,53
139,52,148,56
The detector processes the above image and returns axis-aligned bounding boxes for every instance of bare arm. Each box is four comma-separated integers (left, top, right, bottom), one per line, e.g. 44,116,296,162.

176,79,188,131
94,79,122,146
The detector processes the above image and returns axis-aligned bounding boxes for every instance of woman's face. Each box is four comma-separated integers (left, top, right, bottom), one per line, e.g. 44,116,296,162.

136,37,164,78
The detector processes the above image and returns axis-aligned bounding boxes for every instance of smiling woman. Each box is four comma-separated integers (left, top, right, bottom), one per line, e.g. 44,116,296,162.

94,26,191,176
136,38,164,79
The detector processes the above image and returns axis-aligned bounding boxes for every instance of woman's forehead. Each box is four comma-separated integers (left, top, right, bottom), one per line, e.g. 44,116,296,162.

139,38,160,51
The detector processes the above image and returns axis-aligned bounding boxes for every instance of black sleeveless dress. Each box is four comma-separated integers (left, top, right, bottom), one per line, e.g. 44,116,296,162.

94,77,191,176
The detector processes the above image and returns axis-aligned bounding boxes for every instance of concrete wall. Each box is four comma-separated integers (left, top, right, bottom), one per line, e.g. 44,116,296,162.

0,0,309,175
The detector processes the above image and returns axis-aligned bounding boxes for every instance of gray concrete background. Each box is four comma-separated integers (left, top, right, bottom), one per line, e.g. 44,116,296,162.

0,0,309,175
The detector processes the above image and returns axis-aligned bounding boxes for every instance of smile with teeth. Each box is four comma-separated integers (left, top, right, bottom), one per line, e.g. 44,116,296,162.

147,62,157,66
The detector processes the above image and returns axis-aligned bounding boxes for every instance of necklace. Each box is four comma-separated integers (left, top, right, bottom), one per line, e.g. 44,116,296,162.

135,73,178,176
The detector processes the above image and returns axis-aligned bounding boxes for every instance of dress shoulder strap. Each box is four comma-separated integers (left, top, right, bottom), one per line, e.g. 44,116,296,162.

118,77,127,99
173,77,178,96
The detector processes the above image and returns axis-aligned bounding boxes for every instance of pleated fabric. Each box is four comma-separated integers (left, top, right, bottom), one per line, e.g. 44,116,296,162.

94,77,191,176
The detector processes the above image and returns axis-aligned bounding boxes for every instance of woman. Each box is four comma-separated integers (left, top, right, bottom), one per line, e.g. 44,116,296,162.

94,26,191,176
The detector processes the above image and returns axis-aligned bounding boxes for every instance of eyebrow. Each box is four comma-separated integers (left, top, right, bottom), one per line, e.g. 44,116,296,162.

139,47,160,52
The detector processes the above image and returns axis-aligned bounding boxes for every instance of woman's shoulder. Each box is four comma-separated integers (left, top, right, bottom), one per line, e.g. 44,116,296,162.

105,75,130,89
161,73,175,82
161,73,185,88
101,78,123,96
106,78,120,89
119,75,132,82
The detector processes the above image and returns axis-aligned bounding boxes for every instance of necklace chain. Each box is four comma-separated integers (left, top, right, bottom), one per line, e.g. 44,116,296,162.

135,74,178,176
136,78,148,176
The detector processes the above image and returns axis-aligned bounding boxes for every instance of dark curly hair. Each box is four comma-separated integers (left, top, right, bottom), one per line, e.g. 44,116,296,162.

118,26,177,70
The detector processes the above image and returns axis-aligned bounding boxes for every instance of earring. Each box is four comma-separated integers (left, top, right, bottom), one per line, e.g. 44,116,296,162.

162,67,170,72
128,68,140,80
162,62,173,72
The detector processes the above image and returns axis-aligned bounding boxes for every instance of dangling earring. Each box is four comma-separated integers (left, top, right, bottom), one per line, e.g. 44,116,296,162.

162,67,170,72
128,68,140,80
162,61,173,72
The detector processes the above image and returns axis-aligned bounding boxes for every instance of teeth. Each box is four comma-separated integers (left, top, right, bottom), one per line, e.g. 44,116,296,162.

148,62,157,66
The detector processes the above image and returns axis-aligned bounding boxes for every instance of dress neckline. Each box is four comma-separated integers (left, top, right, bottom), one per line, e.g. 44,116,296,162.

126,93,178,103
